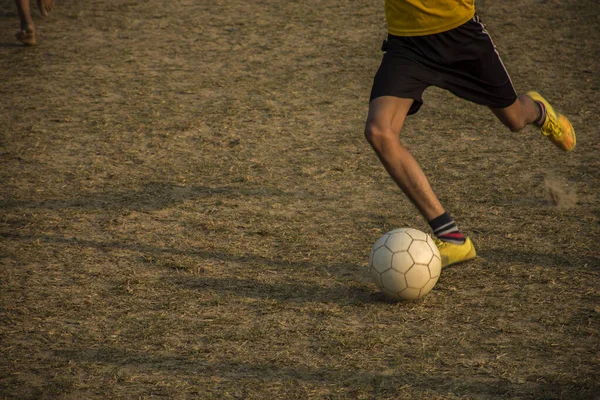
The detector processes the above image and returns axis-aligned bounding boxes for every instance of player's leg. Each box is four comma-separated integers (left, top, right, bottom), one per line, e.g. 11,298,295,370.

491,93,576,151
459,15,576,151
364,96,444,221
14,0,36,45
489,94,541,132
364,96,476,267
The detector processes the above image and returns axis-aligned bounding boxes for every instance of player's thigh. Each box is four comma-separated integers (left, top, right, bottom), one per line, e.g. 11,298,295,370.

366,96,414,136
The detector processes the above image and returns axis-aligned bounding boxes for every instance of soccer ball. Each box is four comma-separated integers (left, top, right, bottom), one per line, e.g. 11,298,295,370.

369,228,442,301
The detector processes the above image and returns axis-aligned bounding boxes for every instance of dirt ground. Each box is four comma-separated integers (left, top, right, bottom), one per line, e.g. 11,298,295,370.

1,0,598,398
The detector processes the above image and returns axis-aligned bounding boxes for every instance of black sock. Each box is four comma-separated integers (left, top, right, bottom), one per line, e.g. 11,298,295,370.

429,212,466,244
534,101,546,127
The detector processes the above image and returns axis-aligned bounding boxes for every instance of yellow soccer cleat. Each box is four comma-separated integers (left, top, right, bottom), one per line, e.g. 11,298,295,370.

435,237,477,268
527,91,576,151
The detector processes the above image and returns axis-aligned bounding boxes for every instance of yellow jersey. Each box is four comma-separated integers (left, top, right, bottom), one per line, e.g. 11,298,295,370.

385,0,476,36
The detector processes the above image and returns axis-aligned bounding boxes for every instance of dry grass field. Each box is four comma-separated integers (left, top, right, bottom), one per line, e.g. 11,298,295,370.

1,0,599,398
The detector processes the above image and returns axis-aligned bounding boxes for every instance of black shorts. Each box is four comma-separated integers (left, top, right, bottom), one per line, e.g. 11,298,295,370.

369,15,518,115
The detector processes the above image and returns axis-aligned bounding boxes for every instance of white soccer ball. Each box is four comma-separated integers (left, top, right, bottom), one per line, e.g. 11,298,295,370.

369,228,442,301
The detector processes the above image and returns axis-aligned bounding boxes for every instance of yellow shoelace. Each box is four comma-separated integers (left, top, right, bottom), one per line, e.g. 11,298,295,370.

542,115,562,139
433,238,448,249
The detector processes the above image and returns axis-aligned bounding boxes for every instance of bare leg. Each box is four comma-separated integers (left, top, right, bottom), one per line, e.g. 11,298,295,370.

14,0,36,45
490,94,541,132
364,96,445,221
36,0,54,17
